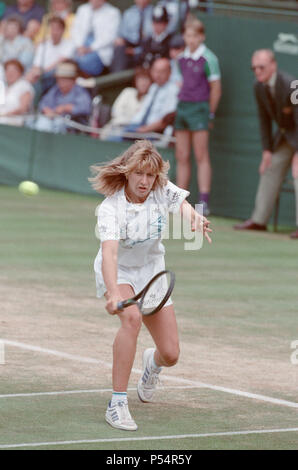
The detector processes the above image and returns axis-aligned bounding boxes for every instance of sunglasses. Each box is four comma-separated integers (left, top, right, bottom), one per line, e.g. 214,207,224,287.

251,65,266,72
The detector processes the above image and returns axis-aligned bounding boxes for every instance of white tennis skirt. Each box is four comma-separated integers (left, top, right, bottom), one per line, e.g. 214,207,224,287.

95,256,173,308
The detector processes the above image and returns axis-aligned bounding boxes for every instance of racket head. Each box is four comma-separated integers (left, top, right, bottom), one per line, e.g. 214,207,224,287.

138,270,175,316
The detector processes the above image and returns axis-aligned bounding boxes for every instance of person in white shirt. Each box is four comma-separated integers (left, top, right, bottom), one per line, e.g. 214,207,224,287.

124,58,179,139
89,139,212,431
0,58,34,126
72,0,121,76
100,67,152,140
0,14,35,70
26,16,75,96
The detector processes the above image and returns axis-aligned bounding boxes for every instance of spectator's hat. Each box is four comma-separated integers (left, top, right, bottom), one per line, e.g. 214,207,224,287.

55,61,79,79
152,5,169,23
169,34,185,49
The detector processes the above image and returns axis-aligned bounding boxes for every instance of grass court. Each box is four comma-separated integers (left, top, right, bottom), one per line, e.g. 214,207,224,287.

1,185,298,450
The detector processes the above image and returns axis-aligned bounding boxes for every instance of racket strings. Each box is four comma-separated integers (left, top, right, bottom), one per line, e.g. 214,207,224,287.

142,273,171,311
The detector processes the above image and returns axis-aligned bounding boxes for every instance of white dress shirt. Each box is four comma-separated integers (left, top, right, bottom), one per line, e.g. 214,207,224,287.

0,78,34,125
131,81,179,126
33,39,75,70
72,2,121,66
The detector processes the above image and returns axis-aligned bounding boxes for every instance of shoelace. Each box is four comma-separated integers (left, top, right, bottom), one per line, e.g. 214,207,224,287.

116,401,133,422
144,371,161,389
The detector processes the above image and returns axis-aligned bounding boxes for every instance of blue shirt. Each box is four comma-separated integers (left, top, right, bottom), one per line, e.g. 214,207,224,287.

4,3,45,26
131,81,179,126
118,4,153,45
39,84,92,117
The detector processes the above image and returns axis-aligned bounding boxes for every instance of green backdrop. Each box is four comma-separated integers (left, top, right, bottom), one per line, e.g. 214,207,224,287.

0,10,297,226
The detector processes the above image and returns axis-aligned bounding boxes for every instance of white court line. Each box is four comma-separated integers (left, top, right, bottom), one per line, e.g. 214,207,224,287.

0,385,202,399
3,339,298,409
1,427,298,449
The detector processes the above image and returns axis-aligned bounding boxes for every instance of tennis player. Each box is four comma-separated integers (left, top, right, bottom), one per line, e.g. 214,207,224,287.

90,140,212,431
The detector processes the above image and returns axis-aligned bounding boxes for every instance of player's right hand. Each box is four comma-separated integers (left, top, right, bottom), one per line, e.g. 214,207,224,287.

105,294,123,315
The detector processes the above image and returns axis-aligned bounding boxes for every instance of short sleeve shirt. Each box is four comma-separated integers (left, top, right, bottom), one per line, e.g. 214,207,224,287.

94,181,189,271
178,44,221,102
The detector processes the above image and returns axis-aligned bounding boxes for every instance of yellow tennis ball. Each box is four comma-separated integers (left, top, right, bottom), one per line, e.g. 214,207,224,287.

18,181,39,196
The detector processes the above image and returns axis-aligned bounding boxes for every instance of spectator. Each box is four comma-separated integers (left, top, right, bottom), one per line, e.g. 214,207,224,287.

0,59,34,126
168,33,184,85
27,60,92,134
174,16,221,216
3,0,45,41
72,0,121,77
110,0,154,73
26,16,75,96
101,67,152,140
124,57,179,138
0,15,34,70
34,0,75,44
139,5,173,69
234,49,298,239
156,0,189,34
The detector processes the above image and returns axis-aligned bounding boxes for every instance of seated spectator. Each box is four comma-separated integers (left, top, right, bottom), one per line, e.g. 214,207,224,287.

100,67,152,140
72,0,121,77
0,15,35,70
26,16,75,96
139,5,173,69
156,0,189,34
34,0,75,44
117,58,179,140
3,0,45,41
110,0,154,73
168,33,184,85
0,59,34,126
27,60,92,134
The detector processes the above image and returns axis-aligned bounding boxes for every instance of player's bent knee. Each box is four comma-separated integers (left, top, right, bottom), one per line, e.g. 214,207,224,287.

123,310,142,333
162,346,180,367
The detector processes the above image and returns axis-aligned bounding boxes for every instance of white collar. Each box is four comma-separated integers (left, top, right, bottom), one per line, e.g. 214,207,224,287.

152,30,169,43
266,71,277,89
119,187,154,205
183,44,206,61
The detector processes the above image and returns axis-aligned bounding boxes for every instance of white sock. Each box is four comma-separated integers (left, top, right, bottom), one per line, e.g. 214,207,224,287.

111,391,128,406
150,350,162,373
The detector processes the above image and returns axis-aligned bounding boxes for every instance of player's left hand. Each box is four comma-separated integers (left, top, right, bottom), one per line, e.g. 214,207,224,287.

192,215,212,244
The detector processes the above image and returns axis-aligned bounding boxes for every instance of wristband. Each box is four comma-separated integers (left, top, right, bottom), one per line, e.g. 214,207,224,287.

209,112,215,120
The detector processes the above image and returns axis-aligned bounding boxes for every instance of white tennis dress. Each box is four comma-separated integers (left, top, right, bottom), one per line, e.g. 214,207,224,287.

94,180,189,302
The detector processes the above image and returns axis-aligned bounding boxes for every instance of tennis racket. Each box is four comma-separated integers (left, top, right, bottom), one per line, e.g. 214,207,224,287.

117,270,175,316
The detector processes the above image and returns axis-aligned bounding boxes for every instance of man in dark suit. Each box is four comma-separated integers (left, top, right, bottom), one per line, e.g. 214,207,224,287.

234,49,298,238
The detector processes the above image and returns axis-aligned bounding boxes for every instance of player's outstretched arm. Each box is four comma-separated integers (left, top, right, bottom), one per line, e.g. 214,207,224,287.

180,200,213,244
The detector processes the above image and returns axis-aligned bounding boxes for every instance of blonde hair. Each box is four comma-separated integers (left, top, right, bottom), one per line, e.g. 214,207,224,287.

89,140,170,196
184,14,205,35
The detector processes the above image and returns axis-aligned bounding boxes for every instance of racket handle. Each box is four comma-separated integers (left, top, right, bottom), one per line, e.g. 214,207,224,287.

117,301,125,311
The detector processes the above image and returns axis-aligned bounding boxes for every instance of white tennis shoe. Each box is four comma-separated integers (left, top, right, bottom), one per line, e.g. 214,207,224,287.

105,400,138,431
137,348,161,403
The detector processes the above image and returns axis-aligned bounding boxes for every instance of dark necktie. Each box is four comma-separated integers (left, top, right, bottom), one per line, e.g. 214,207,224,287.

265,84,276,119
139,8,145,44
139,86,159,126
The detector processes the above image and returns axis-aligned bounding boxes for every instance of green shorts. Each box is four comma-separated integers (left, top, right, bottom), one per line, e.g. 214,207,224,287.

174,101,210,131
